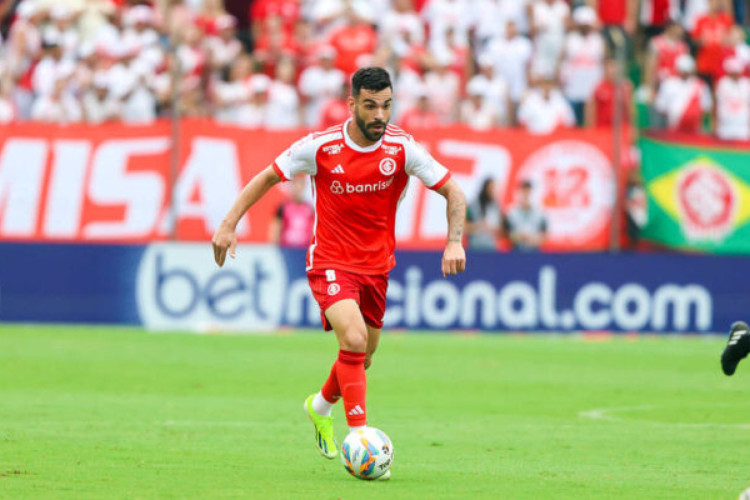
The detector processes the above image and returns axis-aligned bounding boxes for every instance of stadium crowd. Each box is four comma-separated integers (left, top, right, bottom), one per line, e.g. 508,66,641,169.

0,0,747,138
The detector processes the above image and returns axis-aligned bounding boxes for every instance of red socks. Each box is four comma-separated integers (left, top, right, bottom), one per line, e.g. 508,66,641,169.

321,349,367,427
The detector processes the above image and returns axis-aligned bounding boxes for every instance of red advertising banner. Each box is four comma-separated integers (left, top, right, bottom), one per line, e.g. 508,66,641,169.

0,120,619,250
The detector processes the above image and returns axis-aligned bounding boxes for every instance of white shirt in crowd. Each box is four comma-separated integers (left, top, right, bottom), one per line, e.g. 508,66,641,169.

530,0,569,80
654,76,712,129
484,34,532,102
378,7,424,57
421,0,471,49
466,72,510,125
560,30,605,103
32,56,76,96
205,35,243,72
517,87,575,135
298,63,345,127
424,68,460,122
460,98,498,130
82,90,121,123
265,80,300,130
715,75,750,141
213,79,251,124
30,92,82,123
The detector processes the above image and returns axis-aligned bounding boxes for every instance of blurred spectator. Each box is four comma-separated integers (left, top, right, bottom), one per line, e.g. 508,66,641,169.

269,175,314,248
682,0,732,32
398,84,442,129
49,6,79,60
716,24,749,81
318,81,350,128
639,0,680,40
212,53,254,124
236,74,271,128
298,46,345,127
642,20,689,98
265,56,302,130
81,72,120,124
327,4,377,77
467,54,510,126
32,31,75,98
586,58,633,127
424,52,460,123
517,77,575,135
30,77,82,123
459,78,498,130
624,168,648,249
205,14,242,74
654,54,713,133
692,0,734,83
589,0,637,53
250,0,301,44
504,179,547,252
483,21,532,114
714,57,750,141
560,6,605,125
528,0,569,81
429,24,471,86
466,178,503,251
378,0,424,58
421,0,471,54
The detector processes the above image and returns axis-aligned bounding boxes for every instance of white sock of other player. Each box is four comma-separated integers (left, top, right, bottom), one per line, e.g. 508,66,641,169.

312,391,334,417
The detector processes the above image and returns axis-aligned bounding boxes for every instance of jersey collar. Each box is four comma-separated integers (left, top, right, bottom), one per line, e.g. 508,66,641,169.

343,119,383,153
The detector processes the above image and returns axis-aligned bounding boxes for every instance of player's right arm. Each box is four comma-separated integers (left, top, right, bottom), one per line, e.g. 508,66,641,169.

212,166,282,267
212,133,319,266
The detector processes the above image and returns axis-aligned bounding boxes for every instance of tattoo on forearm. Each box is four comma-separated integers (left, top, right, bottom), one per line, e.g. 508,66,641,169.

447,193,466,243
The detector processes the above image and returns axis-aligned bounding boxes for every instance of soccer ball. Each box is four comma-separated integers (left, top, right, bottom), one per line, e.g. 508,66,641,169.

340,427,394,480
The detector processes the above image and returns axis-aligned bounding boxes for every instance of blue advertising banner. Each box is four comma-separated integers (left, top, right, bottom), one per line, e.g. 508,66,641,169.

0,242,747,334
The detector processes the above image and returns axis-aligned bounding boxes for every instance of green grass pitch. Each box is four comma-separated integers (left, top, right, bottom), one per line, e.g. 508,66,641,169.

1,325,749,499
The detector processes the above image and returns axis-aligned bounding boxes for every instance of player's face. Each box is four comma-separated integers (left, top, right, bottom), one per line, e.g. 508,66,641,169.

350,88,392,143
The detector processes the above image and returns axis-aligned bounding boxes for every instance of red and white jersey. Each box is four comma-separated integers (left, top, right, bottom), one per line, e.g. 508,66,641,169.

715,76,750,141
654,76,712,132
639,0,679,26
650,34,689,82
272,121,451,274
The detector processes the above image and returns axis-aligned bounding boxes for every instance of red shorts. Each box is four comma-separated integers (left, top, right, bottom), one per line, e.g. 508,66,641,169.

307,269,389,331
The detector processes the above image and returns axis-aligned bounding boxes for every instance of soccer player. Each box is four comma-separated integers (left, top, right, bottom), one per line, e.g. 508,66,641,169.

721,321,750,376
211,67,467,476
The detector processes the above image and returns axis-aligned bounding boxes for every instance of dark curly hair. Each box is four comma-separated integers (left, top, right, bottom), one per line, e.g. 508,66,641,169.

351,67,392,97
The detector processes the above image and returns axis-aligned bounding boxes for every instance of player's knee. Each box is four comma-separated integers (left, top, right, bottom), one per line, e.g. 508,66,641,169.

340,327,367,352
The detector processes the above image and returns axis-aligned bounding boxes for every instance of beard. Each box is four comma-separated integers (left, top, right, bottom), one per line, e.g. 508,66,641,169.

355,110,387,142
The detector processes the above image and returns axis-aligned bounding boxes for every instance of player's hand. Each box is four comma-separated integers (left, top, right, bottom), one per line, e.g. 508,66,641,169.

441,241,466,277
212,222,237,267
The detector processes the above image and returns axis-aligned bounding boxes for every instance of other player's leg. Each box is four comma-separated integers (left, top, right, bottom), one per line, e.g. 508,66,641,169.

721,321,750,376
364,324,381,370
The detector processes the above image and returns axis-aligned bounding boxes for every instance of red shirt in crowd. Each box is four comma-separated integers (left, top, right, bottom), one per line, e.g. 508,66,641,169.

592,80,632,126
692,12,734,79
328,24,378,77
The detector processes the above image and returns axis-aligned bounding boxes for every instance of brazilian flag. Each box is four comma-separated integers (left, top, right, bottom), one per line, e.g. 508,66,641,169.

640,136,750,254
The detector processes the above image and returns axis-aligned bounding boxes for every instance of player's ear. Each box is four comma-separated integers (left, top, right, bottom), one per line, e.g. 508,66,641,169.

347,95,356,114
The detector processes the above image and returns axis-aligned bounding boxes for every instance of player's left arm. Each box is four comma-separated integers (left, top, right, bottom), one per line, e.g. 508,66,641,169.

436,178,467,277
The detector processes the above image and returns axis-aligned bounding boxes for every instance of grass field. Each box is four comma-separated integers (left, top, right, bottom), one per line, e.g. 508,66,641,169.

1,325,749,499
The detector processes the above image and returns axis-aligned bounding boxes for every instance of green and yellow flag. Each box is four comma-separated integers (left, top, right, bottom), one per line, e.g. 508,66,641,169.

640,136,750,254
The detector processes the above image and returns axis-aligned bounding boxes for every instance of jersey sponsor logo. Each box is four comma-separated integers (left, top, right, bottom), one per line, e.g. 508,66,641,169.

323,143,344,155
379,158,397,176
331,165,345,174
327,283,340,296
382,144,402,156
330,178,394,195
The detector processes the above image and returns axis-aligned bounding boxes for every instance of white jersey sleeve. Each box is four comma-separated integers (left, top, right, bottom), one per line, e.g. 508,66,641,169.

403,136,451,189
273,133,319,180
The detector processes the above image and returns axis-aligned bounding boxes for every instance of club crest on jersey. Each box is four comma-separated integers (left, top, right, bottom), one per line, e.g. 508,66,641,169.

323,143,344,155
327,283,340,296
379,158,397,176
